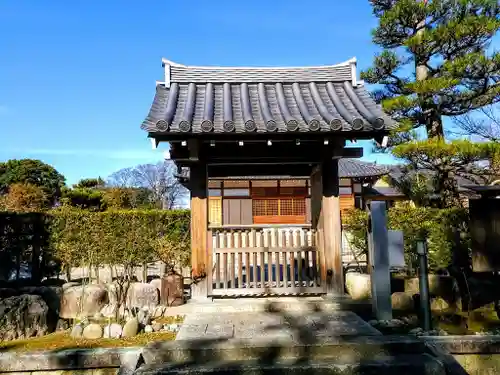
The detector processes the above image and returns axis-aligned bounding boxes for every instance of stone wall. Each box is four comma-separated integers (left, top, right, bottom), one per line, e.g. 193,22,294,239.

424,336,500,375
0,347,139,374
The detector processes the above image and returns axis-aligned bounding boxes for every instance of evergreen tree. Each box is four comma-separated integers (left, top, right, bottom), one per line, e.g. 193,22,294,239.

362,0,500,140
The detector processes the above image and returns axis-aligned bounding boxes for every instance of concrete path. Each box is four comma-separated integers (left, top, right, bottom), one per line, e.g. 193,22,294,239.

175,298,380,342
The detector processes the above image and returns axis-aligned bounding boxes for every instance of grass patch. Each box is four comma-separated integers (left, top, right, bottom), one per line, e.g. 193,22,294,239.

153,315,184,324
0,331,177,353
435,305,500,335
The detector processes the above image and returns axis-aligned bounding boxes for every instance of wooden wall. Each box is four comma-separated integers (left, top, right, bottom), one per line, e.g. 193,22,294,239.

208,178,361,226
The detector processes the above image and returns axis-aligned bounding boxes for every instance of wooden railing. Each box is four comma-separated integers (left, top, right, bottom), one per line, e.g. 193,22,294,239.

208,225,324,296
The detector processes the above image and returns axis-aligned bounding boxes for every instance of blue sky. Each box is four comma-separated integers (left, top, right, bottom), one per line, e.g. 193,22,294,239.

1,0,407,185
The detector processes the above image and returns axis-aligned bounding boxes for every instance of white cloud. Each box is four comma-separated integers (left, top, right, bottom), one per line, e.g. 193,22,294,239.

17,149,165,161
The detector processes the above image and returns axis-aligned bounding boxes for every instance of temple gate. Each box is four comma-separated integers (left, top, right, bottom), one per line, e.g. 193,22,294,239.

141,57,394,299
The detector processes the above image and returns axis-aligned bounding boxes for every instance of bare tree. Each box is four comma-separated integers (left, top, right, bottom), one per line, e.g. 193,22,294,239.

452,105,500,142
107,161,188,209
107,167,135,187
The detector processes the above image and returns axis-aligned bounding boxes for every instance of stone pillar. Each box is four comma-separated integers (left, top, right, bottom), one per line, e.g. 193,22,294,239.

368,201,392,320
189,163,210,301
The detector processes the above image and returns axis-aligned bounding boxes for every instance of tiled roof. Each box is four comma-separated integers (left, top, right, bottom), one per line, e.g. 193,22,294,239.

338,158,391,178
141,58,396,134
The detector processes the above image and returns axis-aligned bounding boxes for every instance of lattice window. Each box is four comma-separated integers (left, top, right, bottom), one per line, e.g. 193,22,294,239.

208,197,222,226
252,198,305,216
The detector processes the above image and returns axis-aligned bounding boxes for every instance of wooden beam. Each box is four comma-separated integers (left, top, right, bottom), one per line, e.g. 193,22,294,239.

310,168,326,289
189,162,208,299
321,158,343,295
208,164,313,178
170,141,363,165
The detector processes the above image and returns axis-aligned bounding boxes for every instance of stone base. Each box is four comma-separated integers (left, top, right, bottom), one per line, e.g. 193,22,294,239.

136,355,445,375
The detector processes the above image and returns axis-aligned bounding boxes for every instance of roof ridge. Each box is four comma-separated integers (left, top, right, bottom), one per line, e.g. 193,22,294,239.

161,57,357,70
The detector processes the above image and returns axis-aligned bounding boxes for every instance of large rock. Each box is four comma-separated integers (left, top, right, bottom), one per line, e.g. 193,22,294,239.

106,281,132,306
391,292,414,311
122,317,139,337
60,284,108,319
19,286,62,316
126,283,159,309
149,278,162,292
100,303,118,318
70,323,83,338
103,323,123,338
82,323,103,339
0,295,56,341
62,282,80,290
405,275,458,301
56,318,70,332
345,272,371,301
430,297,451,312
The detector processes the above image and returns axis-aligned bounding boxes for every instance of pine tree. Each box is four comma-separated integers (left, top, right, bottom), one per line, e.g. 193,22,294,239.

362,0,500,140
362,0,500,208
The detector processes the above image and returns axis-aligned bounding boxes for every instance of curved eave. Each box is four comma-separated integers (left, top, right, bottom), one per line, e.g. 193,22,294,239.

141,82,396,135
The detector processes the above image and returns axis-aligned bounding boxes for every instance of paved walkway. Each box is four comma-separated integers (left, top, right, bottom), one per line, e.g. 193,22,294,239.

175,298,380,342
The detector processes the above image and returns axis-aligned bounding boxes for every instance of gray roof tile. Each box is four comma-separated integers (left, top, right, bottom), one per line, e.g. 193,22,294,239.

339,158,391,178
141,59,396,135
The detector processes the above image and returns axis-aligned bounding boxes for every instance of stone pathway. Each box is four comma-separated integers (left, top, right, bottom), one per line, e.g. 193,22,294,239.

176,301,380,341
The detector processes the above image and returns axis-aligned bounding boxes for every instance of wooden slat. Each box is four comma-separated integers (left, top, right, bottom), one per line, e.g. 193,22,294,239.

274,251,280,287
253,252,258,288
223,253,228,289
312,250,319,287
245,252,250,287
305,249,310,285
216,253,221,289
297,250,303,286
230,252,235,288
209,225,326,296
210,286,326,296
238,251,243,289
283,252,288,287
268,250,273,285
207,230,214,295
214,246,315,254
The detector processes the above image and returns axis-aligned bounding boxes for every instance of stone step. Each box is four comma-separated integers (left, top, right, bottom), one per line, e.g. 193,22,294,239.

164,297,370,316
134,354,445,375
142,335,426,365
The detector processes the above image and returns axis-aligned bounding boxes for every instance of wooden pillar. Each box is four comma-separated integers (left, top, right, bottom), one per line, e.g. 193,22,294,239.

189,162,209,300
311,159,343,295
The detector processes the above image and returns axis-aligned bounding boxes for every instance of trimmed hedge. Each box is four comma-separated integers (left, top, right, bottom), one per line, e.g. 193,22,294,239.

342,204,470,273
0,209,190,282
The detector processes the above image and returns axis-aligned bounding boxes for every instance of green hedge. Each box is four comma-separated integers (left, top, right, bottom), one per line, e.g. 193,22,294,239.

342,204,470,273
0,209,191,282
51,208,190,272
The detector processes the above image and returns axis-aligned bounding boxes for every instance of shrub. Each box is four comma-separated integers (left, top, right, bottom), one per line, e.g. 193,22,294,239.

0,209,191,282
342,204,469,274
50,208,190,274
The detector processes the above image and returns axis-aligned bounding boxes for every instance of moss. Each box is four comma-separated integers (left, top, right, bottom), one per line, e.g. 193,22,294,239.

0,330,177,353
153,315,184,324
